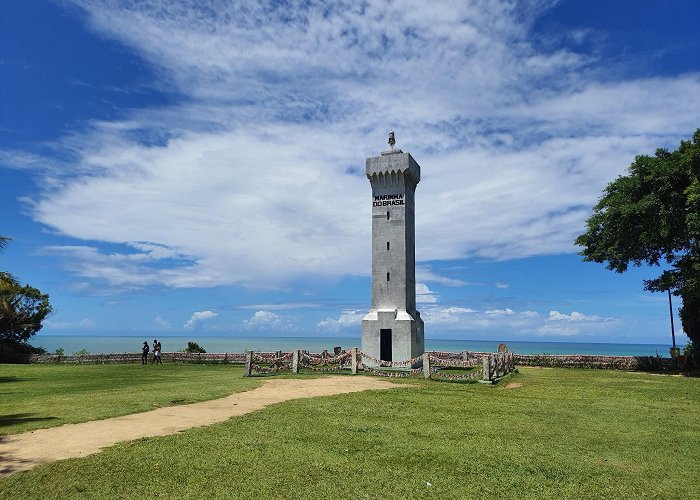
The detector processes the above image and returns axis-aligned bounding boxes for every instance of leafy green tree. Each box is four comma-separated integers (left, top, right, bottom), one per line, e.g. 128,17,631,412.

184,341,206,353
0,283,53,345
575,129,700,344
0,236,19,289
0,236,53,348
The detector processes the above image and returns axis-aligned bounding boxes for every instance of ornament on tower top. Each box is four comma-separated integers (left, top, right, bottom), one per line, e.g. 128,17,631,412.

382,131,402,155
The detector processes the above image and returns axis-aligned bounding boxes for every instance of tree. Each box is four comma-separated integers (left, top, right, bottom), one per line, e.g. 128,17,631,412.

184,341,206,353
0,236,19,289
575,129,700,344
0,236,53,349
0,283,53,345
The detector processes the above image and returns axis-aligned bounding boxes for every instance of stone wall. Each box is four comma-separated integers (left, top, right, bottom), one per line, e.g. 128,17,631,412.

512,353,676,371
27,350,677,371
29,352,247,364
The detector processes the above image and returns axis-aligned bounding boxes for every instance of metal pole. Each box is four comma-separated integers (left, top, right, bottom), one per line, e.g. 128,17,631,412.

668,289,677,349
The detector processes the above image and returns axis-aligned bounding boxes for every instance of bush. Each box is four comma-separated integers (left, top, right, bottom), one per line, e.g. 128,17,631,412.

682,342,699,371
184,341,206,353
636,356,664,372
0,341,47,363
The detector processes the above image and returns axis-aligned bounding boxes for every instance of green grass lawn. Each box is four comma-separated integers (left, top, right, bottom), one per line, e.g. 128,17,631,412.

0,363,261,435
1,366,698,499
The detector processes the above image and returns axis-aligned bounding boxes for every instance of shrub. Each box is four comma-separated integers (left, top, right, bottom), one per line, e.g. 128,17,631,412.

184,341,206,353
682,342,698,371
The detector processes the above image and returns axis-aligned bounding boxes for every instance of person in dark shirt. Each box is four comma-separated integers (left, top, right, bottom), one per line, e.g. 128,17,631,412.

141,341,149,365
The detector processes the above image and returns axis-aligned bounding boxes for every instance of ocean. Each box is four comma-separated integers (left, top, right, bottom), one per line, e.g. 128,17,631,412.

32,334,678,357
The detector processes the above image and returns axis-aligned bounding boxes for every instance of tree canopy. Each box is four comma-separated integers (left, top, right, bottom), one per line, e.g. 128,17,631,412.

0,283,52,345
575,129,700,344
0,237,53,348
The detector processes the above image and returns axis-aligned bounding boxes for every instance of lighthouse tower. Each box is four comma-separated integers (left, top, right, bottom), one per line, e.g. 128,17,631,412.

361,133,424,365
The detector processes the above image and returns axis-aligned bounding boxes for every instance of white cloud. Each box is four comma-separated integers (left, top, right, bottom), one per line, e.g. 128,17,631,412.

183,310,218,329
420,304,619,338
547,310,606,322
44,318,96,330
537,310,615,336
422,305,541,334
317,310,364,332
485,308,514,316
242,310,297,332
9,0,700,290
416,267,465,287
416,283,438,303
422,306,477,325
154,316,171,329
237,303,320,311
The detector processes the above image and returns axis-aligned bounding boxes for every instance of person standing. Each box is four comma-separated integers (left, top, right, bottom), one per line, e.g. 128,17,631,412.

141,341,149,365
153,339,162,364
156,340,162,364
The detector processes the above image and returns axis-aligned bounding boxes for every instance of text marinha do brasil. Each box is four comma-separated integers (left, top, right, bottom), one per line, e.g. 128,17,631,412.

373,194,405,206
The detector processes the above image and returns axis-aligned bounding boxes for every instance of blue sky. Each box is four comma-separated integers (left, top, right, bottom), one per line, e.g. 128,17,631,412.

2,0,699,344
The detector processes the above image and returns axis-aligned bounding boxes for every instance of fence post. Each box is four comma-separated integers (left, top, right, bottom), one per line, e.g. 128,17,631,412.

423,352,431,379
244,350,253,377
351,348,358,374
292,350,299,373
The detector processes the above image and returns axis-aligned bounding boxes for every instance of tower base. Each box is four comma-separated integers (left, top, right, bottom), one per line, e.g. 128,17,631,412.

361,309,424,367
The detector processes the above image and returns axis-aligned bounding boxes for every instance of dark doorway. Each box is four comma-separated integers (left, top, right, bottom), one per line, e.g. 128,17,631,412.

380,329,392,361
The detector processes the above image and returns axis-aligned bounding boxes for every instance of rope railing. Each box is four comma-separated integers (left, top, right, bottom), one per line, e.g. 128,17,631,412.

360,364,423,378
242,348,516,383
357,351,424,368
429,350,464,359
301,350,352,367
429,366,484,381
250,363,291,374
301,365,348,372
246,351,293,375
245,349,359,376
428,355,481,368
252,351,293,364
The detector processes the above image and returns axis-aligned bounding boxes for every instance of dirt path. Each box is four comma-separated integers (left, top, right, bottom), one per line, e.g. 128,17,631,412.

0,376,403,478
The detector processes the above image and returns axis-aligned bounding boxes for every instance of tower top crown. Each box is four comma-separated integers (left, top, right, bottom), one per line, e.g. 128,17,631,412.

381,130,403,155
366,150,421,185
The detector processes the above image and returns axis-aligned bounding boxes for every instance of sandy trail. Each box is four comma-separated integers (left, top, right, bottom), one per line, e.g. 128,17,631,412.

0,376,402,478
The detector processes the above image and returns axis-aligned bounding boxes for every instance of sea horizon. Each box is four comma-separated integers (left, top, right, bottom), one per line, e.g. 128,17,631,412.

33,334,681,357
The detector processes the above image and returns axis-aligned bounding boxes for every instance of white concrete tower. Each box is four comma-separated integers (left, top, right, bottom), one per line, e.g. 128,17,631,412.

361,133,424,365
